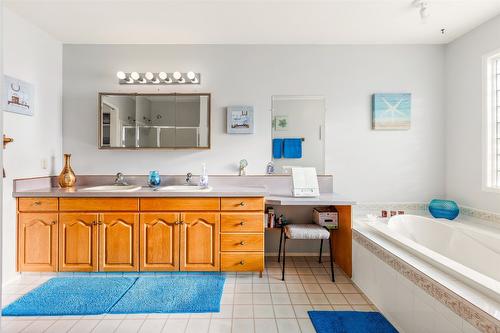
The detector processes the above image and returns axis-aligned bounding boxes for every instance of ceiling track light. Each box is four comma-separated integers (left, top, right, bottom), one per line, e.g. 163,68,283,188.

116,71,200,85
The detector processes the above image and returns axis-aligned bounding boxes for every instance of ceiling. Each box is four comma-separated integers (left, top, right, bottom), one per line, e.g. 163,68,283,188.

5,0,500,44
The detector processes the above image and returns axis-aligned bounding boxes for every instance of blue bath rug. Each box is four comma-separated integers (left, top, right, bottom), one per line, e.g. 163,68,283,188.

2,277,137,316
308,311,398,333
110,275,226,314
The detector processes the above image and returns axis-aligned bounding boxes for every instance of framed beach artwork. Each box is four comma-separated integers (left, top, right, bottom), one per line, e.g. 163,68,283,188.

372,93,411,130
3,75,35,116
273,115,289,131
227,105,254,134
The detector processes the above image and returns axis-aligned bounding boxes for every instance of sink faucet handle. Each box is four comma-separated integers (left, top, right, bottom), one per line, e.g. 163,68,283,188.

186,172,193,184
114,172,128,185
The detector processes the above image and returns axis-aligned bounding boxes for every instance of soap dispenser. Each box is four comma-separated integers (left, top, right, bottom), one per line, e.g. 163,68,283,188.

199,163,209,188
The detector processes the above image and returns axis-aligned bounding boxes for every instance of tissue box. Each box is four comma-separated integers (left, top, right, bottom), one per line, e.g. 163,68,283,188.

313,207,338,229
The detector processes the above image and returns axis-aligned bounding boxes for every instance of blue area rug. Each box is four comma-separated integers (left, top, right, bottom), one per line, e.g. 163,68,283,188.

2,274,226,316
110,275,226,314
2,277,136,316
308,311,399,333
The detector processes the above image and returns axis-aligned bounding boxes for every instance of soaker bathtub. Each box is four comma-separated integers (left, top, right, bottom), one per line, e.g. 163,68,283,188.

366,214,500,303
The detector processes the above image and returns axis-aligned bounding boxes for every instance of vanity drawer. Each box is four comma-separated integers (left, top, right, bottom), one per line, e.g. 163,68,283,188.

59,198,139,211
221,213,264,233
18,198,58,212
221,252,264,272
140,198,220,211
221,234,264,252
220,198,264,211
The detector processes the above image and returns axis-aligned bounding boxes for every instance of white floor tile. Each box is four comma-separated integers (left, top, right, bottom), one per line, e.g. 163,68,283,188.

308,293,329,305
22,319,56,332
252,293,272,305
286,284,305,293
185,318,210,333
254,318,278,333
276,318,301,333
252,284,270,293
68,319,100,333
293,305,313,318
233,294,252,305
269,284,288,293
273,305,295,318
231,319,254,333
235,284,252,293
92,319,122,333
211,305,233,319
45,320,78,333
253,305,275,319
297,318,316,333
161,319,188,333
326,293,349,305
115,319,145,333
209,319,232,333
289,293,310,305
271,293,291,305
1,320,32,333
233,305,253,318
138,319,166,332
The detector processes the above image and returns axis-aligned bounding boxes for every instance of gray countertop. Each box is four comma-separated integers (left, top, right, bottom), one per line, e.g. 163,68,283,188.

13,185,269,198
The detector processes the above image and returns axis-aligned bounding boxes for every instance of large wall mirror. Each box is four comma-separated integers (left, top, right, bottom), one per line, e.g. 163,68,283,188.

271,96,325,174
99,93,210,149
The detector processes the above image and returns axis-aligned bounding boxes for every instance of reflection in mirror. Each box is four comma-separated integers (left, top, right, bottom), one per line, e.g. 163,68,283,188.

99,93,210,149
271,96,325,174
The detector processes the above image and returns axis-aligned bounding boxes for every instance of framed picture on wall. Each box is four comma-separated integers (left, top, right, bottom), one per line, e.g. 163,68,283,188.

227,105,254,134
3,75,35,116
372,93,411,130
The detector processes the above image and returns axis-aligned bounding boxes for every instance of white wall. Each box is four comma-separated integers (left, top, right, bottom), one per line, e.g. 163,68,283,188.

63,44,445,203
2,8,62,284
445,15,500,214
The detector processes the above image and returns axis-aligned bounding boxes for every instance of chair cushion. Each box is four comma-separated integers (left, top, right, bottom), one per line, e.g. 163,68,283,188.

284,224,330,240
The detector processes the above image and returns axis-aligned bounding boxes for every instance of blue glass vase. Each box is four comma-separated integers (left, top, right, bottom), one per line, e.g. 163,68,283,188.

428,199,459,220
148,171,161,187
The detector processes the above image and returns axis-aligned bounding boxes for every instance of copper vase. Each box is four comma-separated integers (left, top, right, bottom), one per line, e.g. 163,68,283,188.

58,154,76,188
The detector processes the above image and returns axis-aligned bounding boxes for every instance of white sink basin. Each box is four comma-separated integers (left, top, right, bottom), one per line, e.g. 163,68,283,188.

158,185,213,192
80,185,142,192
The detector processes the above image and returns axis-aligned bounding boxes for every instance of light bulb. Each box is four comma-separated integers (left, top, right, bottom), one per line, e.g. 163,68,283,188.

130,72,140,80
158,72,168,80
116,71,126,80
145,72,154,81
173,71,182,80
187,71,196,80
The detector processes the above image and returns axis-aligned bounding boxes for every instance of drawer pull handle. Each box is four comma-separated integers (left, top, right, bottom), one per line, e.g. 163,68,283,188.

239,241,246,246
33,201,42,206
239,260,245,265
239,202,245,206
239,221,246,226
51,221,56,225
98,221,103,225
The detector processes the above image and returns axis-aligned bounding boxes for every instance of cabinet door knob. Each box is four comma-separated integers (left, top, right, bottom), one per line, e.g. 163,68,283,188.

239,202,245,206
98,221,103,225
92,221,97,226
51,221,56,225
239,221,245,226
239,241,246,246
239,260,245,265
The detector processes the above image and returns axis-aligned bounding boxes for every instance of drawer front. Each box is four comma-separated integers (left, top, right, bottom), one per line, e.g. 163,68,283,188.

221,234,264,252
221,213,263,233
221,252,264,272
18,198,58,212
140,198,220,211
59,198,138,211
220,198,264,211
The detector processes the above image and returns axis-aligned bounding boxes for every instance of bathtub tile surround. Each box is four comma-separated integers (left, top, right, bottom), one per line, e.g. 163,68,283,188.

460,206,500,225
352,221,500,333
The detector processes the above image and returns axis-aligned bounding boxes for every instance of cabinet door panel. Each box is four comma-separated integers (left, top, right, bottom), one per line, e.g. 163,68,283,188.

140,213,179,271
59,213,98,272
99,213,139,271
180,213,219,271
18,213,58,272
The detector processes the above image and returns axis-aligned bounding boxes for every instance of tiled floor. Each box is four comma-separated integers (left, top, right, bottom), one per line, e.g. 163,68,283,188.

0,256,375,333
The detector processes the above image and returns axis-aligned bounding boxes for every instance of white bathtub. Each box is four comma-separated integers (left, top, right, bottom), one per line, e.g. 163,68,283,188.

366,214,500,303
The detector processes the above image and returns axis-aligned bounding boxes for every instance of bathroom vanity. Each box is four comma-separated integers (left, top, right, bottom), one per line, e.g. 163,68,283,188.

13,175,355,277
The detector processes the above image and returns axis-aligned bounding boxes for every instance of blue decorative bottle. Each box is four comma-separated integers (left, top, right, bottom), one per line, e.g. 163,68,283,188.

428,199,459,220
148,171,161,187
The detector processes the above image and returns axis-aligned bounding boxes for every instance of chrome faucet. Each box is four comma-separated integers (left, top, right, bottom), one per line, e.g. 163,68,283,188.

114,172,129,186
186,172,193,185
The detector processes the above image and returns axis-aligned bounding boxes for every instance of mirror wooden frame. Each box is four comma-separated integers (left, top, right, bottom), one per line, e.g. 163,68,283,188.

97,92,211,150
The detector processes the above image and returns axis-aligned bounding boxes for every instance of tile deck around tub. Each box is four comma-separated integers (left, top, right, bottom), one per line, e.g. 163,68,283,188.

0,256,376,333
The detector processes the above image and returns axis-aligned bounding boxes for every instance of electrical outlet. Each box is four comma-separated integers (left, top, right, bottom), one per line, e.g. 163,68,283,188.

41,158,47,170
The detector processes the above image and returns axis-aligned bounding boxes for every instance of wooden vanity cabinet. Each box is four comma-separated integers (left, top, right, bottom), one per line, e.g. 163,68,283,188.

59,213,98,272
18,212,58,272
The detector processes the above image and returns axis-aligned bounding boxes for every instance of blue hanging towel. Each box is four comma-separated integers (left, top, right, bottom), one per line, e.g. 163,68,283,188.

272,138,283,159
283,138,302,158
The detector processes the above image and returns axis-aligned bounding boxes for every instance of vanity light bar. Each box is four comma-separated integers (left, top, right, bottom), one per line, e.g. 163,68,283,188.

116,71,201,85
